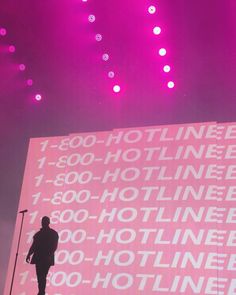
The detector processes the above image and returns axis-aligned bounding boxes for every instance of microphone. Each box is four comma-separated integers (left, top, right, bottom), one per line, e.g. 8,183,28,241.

19,209,28,214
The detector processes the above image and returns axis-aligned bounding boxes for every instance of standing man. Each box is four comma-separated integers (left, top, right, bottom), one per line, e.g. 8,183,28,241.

26,216,59,295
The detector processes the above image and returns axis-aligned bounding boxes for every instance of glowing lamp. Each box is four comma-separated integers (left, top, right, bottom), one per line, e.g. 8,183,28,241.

153,26,161,35
19,64,26,71
163,65,171,72
35,94,42,101
159,48,166,56
113,85,120,93
148,6,156,14
167,81,175,88
8,45,16,53
88,15,95,23
0,28,7,36
27,79,33,86
102,53,109,61
95,34,102,42
108,71,115,78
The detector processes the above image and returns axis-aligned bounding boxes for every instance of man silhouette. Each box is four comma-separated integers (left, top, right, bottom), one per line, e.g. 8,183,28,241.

26,216,59,295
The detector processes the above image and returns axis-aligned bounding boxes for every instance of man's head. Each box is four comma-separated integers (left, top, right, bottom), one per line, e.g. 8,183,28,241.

41,216,50,228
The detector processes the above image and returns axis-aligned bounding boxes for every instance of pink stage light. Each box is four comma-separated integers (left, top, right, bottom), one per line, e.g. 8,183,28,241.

102,53,109,61
113,85,120,93
27,79,33,86
35,94,42,101
163,65,171,72
167,81,175,88
153,26,161,35
159,48,167,56
82,0,87,2
95,34,102,42
19,64,26,71
88,15,96,23
8,45,16,53
0,28,7,36
108,71,115,78
148,5,156,14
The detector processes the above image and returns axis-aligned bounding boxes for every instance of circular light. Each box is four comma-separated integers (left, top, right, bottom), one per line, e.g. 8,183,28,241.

108,71,115,78
27,79,33,86
167,81,175,88
8,45,16,53
163,65,171,72
82,0,87,2
95,34,102,42
113,85,120,93
35,94,42,101
88,15,95,23
102,53,109,61
159,48,167,56
148,5,156,14
153,26,161,35
0,28,7,36
19,64,26,71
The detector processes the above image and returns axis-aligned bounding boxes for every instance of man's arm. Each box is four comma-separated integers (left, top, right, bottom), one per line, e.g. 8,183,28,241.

26,238,36,263
52,232,59,253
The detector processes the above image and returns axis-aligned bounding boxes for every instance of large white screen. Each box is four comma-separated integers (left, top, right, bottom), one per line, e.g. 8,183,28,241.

4,122,236,294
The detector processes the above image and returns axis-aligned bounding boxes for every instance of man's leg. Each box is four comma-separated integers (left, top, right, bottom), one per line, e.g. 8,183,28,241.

35,263,50,295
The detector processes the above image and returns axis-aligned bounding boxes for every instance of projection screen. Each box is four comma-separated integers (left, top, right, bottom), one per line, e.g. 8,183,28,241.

4,122,236,294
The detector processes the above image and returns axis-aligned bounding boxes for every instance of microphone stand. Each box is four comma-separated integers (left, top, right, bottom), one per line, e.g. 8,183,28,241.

9,210,27,295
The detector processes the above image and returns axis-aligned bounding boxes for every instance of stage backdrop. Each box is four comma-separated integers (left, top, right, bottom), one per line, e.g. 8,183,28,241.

4,122,236,294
